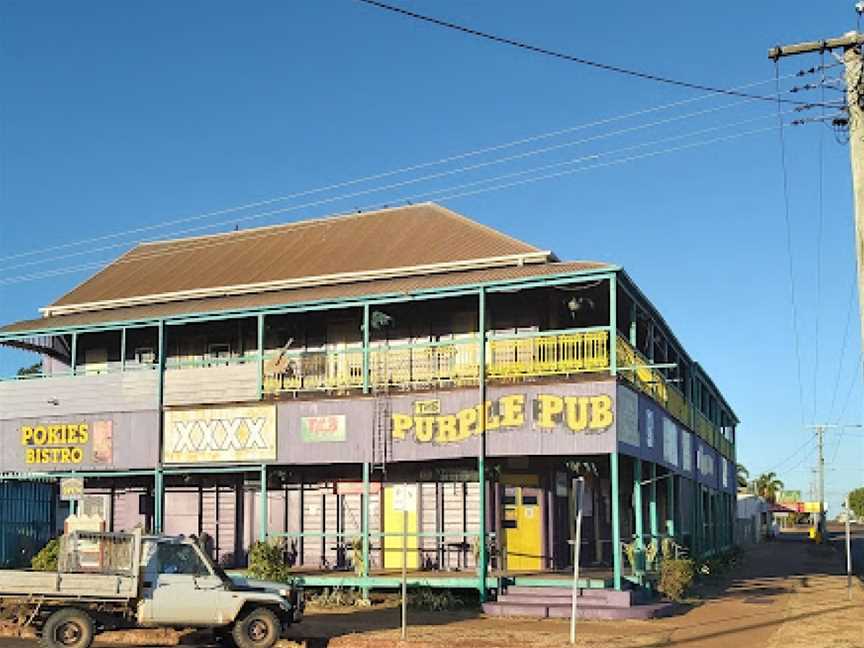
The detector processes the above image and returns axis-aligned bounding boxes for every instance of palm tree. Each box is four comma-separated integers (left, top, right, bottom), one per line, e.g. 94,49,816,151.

754,472,785,503
736,463,749,490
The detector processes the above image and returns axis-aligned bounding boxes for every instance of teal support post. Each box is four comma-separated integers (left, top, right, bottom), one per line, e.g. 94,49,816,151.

666,474,676,539
153,468,163,534
477,287,488,602
610,452,622,590
256,314,264,400
633,459,643,550
362,304,370,394
155,321,165,534
609,273,618,375
361,462,370,599
120,328,126,372
259,464,267,543
649,463,658,545
70,332,78,375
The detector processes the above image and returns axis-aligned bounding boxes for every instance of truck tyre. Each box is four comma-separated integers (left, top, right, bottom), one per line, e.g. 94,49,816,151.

231,607,280,648
39,609,94,648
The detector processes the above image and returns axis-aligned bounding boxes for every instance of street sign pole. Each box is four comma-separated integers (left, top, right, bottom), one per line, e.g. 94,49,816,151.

570,477,585,645
402,508,407,640
846,495,853,601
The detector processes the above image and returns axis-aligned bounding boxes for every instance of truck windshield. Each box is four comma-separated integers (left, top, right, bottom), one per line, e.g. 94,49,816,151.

196,544,232,585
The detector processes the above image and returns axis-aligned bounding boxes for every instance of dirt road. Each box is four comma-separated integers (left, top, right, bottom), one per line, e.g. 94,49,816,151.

2,531,860,648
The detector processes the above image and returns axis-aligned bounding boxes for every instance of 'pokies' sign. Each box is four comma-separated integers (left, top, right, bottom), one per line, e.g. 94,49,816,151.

21,420,113,465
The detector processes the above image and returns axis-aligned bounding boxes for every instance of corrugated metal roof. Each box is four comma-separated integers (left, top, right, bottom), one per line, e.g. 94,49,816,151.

1,261,612,335
51,203,544,309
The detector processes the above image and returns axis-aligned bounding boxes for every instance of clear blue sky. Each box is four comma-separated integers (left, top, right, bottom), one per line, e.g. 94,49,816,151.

1,1,862,513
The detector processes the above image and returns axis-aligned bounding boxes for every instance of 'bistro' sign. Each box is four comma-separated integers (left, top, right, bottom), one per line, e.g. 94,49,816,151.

21,421,113,465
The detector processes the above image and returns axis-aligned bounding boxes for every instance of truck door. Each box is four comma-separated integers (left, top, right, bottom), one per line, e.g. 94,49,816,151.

147,543,225,626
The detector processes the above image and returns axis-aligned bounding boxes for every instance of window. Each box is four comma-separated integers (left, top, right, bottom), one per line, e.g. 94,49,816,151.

135,347,155,365
156,543,208,576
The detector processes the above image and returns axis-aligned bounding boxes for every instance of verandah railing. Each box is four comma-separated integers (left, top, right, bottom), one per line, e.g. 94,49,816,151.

262,327,610,394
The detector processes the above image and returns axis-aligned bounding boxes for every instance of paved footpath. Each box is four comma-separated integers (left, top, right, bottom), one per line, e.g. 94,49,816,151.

0,532,860,648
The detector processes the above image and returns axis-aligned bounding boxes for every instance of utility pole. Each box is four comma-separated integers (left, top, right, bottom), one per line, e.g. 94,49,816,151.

769,24,864,360
817,425,825,538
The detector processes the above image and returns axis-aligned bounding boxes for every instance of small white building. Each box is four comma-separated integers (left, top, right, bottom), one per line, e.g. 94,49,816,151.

736,493,768,545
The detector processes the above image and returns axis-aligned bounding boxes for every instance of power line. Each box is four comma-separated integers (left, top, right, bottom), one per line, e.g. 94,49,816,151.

354,0,836,109
0,122,780,288
827,274,857,422
0,97,775,274
814,52,827,423
1,72,805,266
774,60,807,430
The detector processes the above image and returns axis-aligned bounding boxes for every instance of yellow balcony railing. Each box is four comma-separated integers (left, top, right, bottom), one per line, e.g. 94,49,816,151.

263,329,610,394
616,337,691,427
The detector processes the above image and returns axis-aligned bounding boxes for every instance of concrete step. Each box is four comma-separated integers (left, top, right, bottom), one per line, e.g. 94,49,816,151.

500,586,634,607
482,600,678,621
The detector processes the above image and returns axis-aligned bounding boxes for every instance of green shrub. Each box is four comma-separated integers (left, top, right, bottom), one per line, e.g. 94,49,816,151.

658,558,695,601
31,538,60,572
311,587,359,608
247,540,290,583
408,587,459,611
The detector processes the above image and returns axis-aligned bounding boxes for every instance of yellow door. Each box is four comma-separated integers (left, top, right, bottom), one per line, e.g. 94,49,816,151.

504,486,543,571
383,485,419,570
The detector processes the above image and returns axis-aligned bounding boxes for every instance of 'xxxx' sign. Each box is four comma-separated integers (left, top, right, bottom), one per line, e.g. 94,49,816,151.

163,406,277,464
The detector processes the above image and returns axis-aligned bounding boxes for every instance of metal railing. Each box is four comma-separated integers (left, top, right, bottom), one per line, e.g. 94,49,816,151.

263,328,610,394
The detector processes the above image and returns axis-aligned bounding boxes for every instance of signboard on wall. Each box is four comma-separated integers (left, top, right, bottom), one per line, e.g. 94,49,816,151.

19,420,113,466
387,382,617,461
681,431,693,473
163,405,276,464
663,417,679,467
301,415,346,443
60,477,84,501
0,412,158,472
617,387,639,447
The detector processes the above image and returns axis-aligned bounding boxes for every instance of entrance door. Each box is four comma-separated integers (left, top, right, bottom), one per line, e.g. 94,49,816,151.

383,485,419,570
503,486,543,571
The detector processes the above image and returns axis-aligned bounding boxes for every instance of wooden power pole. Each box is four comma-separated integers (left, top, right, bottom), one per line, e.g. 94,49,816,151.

770,29,864,364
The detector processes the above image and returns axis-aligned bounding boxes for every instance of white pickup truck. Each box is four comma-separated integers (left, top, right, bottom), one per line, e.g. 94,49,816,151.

0,529,303,648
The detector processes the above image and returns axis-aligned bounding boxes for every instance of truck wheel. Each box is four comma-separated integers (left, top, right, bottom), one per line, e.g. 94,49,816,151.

231,607,280,648
39,609,94,648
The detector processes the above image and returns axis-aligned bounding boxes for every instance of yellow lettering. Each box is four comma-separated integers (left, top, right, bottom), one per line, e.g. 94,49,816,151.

415,417,435,443
455,406,477,441
60,448,72,463
537,395,564,429
77,423,89,444
589,395,614,429
564,396,589,432
484,401,500,431
47,425,60,445
391,414,412,440
21,426,33,445
499,394,525,427
33,426,47,446
25,448,35,464
435,415,458,444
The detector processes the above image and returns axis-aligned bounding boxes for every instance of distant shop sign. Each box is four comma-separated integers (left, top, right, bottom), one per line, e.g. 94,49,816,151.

59,477,84,501
163,405,276,464
301,415,346,443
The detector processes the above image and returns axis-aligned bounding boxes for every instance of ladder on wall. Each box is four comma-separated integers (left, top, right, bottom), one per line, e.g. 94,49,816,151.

371,395,391,474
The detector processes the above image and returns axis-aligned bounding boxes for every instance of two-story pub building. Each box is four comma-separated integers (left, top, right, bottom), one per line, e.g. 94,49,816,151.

0,204,737,596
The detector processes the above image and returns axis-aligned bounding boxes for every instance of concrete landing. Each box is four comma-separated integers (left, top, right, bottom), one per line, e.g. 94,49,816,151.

482,585,677,620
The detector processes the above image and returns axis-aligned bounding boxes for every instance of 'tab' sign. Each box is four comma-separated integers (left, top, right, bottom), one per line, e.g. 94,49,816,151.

163,406,277,464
